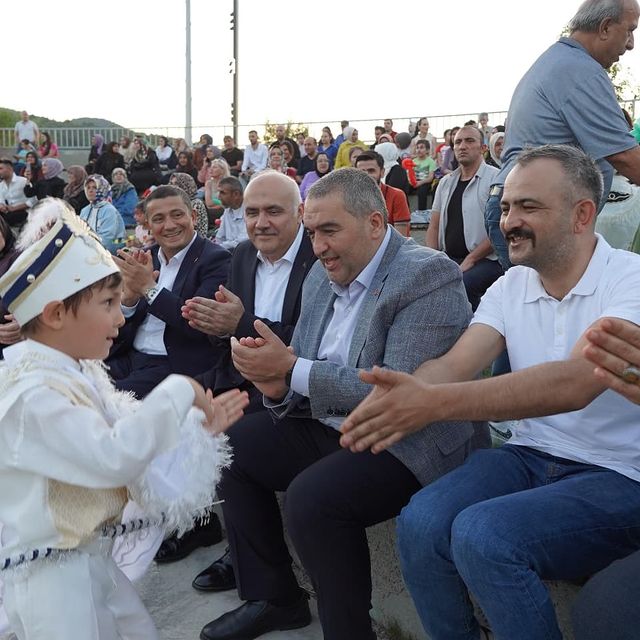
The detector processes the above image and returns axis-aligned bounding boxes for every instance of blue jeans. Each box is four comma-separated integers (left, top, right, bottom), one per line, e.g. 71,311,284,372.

397,445,640,640
484,192,511,271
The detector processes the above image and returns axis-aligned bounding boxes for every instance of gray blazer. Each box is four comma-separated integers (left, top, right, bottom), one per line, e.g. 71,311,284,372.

271,228,488,486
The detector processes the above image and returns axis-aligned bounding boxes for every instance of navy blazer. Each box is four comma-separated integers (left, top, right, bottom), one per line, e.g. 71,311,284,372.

108,235,230,378
199,231,316,392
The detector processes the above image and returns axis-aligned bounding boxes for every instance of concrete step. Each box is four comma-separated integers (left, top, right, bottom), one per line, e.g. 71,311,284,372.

137,541,324,640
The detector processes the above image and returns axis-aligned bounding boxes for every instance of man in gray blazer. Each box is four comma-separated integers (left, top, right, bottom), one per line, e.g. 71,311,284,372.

199,168,488,640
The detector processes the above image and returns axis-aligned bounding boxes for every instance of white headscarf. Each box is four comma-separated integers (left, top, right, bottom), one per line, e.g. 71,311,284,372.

375,142,400,184
489,132,505,168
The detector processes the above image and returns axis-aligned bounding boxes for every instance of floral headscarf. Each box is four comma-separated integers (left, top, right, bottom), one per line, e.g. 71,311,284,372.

110,168,134,201
84,174,112,205
170,172,198,199
42,158,65,180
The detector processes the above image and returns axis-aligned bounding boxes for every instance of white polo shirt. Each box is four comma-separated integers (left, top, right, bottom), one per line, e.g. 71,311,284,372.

471,235,640,481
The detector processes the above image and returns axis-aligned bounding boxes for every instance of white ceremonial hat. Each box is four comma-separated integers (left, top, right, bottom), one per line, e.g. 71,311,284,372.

0,199,120,325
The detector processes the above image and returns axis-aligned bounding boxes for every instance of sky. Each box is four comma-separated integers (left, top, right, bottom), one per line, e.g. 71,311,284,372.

4,0,639,141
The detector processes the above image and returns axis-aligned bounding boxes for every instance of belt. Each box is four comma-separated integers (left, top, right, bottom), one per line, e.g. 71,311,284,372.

490,185,504,197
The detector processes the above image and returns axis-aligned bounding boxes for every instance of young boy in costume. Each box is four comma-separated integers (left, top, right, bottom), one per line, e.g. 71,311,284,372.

0,199,248,640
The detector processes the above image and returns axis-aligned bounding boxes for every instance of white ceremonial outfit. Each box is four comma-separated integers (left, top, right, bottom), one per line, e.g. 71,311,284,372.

0,340,230,640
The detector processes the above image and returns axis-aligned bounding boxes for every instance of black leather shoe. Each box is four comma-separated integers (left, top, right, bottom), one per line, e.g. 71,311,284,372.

200,593,311,640
155,513,223,564
192,547,236,592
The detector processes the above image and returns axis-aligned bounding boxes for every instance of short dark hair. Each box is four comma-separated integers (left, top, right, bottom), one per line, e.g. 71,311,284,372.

21,272,123,337
218,176,243,194
515,144,604,206
415,139,431,151
143,185,192,215
0,158,14,168
248,129,258,135
354,151,384,170
374,126,385,135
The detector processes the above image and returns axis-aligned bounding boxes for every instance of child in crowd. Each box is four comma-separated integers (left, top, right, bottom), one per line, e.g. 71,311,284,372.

0,199,248,640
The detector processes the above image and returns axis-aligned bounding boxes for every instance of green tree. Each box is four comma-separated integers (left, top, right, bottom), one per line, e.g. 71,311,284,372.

263,120,308,144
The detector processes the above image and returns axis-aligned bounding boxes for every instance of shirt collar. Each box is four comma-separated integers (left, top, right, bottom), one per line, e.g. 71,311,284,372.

523,234,613,303
257,223,304,266
329,226,392,297
158,231,197,266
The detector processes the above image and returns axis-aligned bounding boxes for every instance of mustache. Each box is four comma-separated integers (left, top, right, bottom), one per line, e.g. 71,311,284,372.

505,228,535,242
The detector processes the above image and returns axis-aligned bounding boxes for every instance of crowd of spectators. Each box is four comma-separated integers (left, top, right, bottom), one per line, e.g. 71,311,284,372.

2,1,640,637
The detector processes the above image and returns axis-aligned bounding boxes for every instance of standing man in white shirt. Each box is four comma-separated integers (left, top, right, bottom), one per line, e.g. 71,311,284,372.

240,130,268,184
13,111,39,150
0,159,33,228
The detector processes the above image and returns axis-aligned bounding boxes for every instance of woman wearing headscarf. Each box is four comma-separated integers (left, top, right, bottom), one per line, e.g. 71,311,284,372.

128,138,161,194
111,167,138,227
86,133,105,173
299,152,332,200
334,127,368,169
119,136,136,168
79,174,126,252
169,172,210,238
375,141,410,194
23,158,67,200
486,132,505,169
95,141,125,181
63,165,89,214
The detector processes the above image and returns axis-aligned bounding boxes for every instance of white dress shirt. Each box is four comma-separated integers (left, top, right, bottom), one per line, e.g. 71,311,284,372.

291,227,392,429
216,205,248,251
241,143,269,173
0,174,34,210
254,224,304,321
122,232,198,355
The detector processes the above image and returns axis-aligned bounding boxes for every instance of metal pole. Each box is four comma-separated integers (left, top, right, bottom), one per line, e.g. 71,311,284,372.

185,0,192,144
232,0,238,142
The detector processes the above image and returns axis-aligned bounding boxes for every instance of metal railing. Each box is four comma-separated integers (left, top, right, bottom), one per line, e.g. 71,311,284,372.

1,100,637,150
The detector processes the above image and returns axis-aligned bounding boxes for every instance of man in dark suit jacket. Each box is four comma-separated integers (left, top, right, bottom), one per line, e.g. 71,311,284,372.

199,168,488,640
107,185,230,399
183,171,316,400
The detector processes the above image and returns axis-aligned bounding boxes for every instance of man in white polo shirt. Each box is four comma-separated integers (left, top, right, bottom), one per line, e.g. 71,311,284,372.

341,144,640,640
14,111,39,149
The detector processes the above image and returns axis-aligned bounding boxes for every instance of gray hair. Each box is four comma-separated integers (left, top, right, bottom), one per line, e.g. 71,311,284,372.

515,144,603,206
244,169,302,211
306,167,388,224
568,0,626,32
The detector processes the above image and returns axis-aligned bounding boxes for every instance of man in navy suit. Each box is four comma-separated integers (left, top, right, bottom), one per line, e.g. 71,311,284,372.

107,185,230,399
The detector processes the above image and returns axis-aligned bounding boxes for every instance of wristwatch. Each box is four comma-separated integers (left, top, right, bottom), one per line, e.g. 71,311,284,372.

144,285,160,303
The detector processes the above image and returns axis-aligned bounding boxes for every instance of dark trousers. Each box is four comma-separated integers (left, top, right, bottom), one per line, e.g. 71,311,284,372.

108,349,172,398
219,410,421,640
417,182,431,211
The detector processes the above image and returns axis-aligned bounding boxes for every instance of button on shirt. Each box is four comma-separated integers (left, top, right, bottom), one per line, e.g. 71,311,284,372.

291,227,392,429
471,235,640,481
216,205,247,251
254,224,304,321
122,232,198,356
